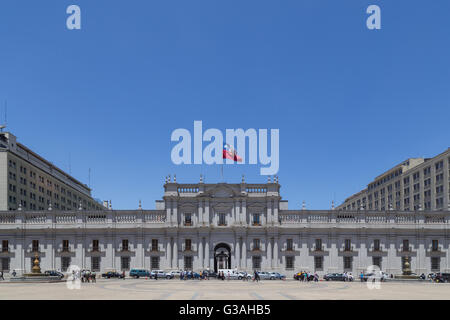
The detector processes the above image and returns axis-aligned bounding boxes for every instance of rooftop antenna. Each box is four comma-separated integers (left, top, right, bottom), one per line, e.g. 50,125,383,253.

0,101,7,132
68,153,72,174
88,168,91,189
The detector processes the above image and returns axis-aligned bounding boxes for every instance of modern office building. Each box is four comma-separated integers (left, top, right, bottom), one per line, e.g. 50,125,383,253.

0,177,449,277
0,131,104,211
338,148,450,212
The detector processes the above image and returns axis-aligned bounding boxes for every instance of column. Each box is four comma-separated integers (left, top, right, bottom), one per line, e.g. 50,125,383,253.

273,237,279,269
198,237,204,270
173,237,178,269
235,238,240,269
273,200,279,225
267,200,272,224
242,200,247,224
242,237,247,269
166,237,172,269
166,200,172,224
173,200,178,226
198,201,203,225
205,239,210,269
267,237,272,269
205,200,210,225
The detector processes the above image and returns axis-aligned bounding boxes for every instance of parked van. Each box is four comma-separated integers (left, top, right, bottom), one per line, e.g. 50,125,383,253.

129,269,151,278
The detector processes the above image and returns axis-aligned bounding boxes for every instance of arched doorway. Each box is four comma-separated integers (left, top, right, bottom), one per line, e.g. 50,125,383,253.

214,243,231,273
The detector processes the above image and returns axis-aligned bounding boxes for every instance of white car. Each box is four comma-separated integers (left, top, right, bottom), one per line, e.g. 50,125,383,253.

151,270,173,279
169,270,183,278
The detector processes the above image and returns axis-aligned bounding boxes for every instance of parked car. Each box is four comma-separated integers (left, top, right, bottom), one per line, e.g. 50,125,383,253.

44,270,64,279
323,273,348,281
101,271,124,279
361,272,386,282
151,270,173,279
237,272,252,280
256,271,271,280
129,269,151,278
169,270,183,278
201,270,217,278
269,272,286,280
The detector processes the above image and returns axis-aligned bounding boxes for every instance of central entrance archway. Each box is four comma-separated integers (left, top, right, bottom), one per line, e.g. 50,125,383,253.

214,243,231,273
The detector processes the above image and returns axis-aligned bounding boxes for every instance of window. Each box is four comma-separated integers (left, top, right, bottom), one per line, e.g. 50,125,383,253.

315,239,322,251
372,257,382,269
218,213,226,226
184,213,192,226
1,258,10,271
252,256,261,270
253,239,260,250
121,257,130,271
374,239,380,251
62,240,69,252
343,256,352,270
344,239,351,251
402,240,409,252
286,239,293,251
432,240,439,251
151,239,158,251
151,256,160,270
252,214,261,226
184,256,193,270
122,239,129,251
61,257,71,272
91,257,100,272
185,239,192,251
32,240,39,252
92,240,99,252
2,240,8,252
286,256,294,269
431,257,440,271
314,256,323,270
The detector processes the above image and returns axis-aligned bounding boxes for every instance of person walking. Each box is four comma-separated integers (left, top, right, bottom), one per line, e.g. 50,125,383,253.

0,270,4,281
360,272,364,282
155,271,158,280
122,270,126,280
12,270,16,278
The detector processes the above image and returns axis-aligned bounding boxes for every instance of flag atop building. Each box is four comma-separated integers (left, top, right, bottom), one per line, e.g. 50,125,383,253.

223,144,242,162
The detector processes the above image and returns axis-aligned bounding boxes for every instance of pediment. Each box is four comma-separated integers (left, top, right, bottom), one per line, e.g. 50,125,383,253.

204,185,239,198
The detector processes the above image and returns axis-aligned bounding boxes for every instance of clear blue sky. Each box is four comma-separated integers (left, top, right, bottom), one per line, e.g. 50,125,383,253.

0,1,449,209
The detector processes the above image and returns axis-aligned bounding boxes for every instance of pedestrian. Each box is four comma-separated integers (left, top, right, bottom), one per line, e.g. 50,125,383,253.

0,270,4,281
360,272,364,282
155,271,158,280
92,272,96,283
122,270,125,280
12,270,16,277
227,271,230,281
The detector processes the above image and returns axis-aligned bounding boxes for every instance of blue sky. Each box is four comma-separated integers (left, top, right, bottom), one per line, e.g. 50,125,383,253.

0,1,449,209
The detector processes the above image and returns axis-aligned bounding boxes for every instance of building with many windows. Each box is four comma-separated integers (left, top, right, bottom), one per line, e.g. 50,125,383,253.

0,176,449,277
338,148,450,212
0,131,104,211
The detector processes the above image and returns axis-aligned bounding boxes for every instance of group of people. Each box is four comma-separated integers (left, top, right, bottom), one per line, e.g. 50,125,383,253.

180,270,204,280
71,270,96,283
296,271,319,282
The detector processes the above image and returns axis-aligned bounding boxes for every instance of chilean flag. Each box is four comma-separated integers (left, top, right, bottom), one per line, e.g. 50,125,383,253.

223,144,243,162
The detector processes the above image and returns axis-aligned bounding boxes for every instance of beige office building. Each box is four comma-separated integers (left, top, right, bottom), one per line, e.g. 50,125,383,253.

0,131,104,211
338,148,450,212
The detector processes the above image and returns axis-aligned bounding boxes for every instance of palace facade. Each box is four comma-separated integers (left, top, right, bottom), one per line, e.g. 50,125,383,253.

1,176,449,277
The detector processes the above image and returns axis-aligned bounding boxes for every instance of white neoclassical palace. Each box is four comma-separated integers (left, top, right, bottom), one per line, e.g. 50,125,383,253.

1,176,449,277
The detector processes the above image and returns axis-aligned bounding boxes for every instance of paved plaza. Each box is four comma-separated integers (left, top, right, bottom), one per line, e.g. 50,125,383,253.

0,279,449,300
